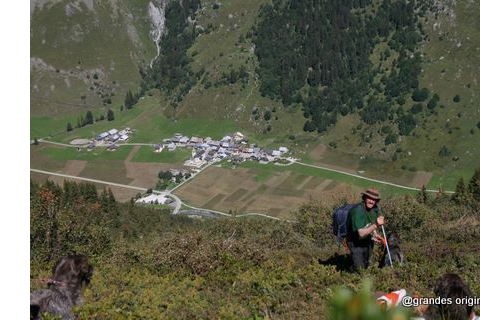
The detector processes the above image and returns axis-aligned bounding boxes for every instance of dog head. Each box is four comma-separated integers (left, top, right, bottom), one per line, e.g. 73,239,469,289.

386,231,401,248
51,254,94,288
380,232,404,267
31,255,93,320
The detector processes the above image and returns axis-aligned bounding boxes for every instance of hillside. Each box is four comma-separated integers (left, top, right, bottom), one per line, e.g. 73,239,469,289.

30,178,480,318
30,0,161,118
30,0,480,190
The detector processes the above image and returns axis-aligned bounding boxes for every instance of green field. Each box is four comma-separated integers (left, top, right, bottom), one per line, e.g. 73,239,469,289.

41,145,133,162
129,112,239,143
79,161,133,185
31,115,80,139
132,147,191,164
41,94,240,144
238,161,417,197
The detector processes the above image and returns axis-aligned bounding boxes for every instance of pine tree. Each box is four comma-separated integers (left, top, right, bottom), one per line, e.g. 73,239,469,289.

416,185,429,204
107,109,115,121
100,188,109,211
125,90,134,109
33,137,39,145
468,168,480,202
62,180,79,206
85,111,94,125
80,182,98,203
452,177,469,204
66,122,73,132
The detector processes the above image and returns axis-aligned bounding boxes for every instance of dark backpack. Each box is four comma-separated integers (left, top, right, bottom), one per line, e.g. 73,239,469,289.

332,203,358,244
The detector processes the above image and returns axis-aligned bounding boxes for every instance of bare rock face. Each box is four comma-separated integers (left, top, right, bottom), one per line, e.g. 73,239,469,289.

148,0,167,67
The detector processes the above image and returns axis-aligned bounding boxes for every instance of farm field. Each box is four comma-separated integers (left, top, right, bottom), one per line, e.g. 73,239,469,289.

132,146,191,164
30,143,190,199
303,143,434,190
174,162,417,219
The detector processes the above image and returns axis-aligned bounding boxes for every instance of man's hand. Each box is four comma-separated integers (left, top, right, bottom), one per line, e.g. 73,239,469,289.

372,231,384,244
376,216,385,227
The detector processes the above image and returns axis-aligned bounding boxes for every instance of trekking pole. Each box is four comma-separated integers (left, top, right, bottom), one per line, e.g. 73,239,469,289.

381,225,393,267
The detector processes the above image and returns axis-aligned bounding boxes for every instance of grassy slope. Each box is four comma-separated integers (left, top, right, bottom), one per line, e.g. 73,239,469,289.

175,0,307,147
30,0,155,117
239,161,415,197
282,0,480,190
414,0,480,189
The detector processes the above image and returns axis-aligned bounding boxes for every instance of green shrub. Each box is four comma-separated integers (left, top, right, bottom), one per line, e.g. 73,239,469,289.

380,196,433,237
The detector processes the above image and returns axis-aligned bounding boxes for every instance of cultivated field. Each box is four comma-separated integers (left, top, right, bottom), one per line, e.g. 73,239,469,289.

304,143,434,189
175,166,322,219
174,161,417,219
30,143,189,201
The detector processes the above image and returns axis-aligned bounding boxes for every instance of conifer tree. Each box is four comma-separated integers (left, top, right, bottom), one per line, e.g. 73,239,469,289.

468,168,480,202
125,90,134,109
107,109,115,121
452,177,468,204
85,110,94,125
416,185,429,204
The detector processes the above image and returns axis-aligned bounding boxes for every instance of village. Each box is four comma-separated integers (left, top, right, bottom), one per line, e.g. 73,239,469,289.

162,131,292,168
89,128,294,168
84,128,296,206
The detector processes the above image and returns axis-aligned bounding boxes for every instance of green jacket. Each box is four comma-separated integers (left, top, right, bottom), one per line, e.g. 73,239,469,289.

346,202,379,246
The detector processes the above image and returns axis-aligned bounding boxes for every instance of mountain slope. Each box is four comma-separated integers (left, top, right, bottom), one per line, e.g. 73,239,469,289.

30,0,480,189
30,0,163,116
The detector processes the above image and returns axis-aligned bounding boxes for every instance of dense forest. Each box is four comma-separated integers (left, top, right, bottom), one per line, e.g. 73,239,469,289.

253,0,432,135
30,168,480,318
140,0,202,107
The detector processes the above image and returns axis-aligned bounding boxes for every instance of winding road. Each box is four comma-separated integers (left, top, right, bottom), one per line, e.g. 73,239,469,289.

30,168,290,220
35,139,454,194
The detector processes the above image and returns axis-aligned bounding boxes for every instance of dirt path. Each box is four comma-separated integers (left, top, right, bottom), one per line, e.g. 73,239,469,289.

309,143,327,161
295,176,313,190
61,160,87,176
411,171,433,188
125,145,140,162
315,179,333,192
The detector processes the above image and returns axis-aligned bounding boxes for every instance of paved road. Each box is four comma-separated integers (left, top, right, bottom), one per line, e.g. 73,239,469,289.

294,161,454,194
30,168,289,221
37,139,453,193
30,169,148,191
38,139,154,148
179,201,296,222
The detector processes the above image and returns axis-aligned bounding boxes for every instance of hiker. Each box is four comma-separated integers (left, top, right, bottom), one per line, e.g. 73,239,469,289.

346,188,384,272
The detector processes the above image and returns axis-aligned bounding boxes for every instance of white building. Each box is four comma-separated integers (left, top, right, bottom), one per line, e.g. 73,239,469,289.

167,142,176,151
136,194,169,205
108,129,118,135
279,147,289,153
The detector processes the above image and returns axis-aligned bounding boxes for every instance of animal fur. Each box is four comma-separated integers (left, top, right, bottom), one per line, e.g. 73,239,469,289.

379,232,405,267
30,255,93,320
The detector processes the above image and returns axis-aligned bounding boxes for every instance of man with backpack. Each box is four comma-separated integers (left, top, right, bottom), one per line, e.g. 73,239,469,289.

346,188,385,272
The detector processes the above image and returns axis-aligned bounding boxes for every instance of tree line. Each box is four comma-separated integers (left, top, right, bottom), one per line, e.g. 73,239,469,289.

253,0,428,136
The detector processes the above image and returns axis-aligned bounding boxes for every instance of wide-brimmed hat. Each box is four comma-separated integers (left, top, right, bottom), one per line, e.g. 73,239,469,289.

361,188,381,201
